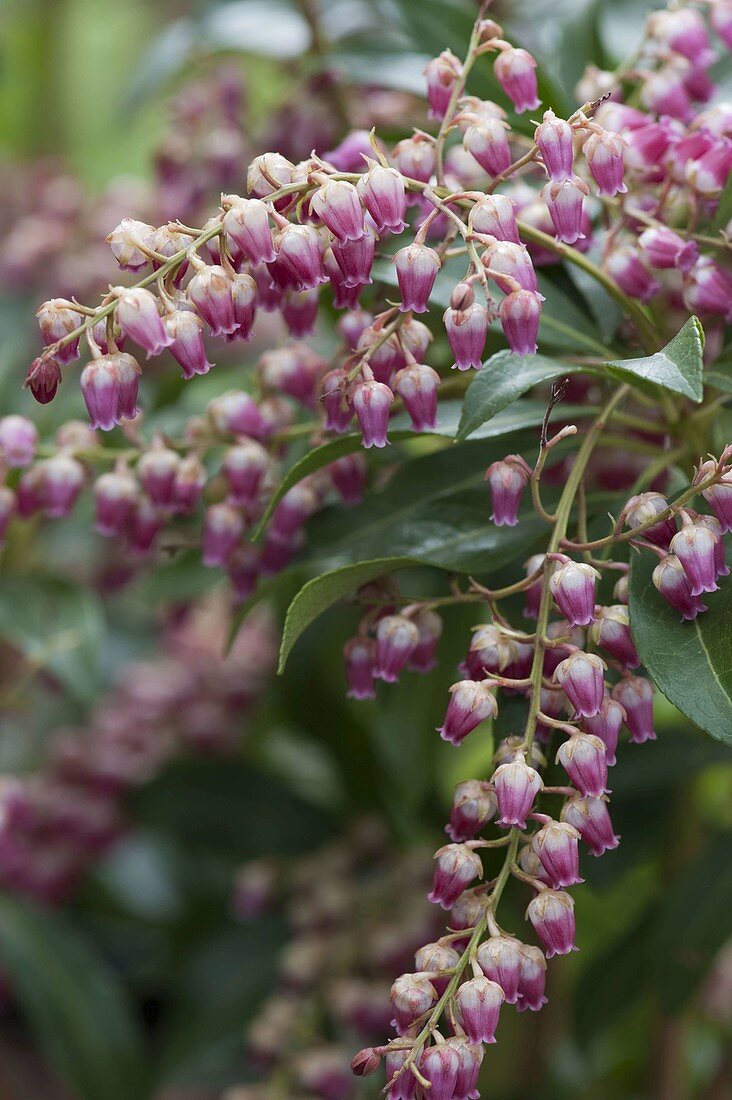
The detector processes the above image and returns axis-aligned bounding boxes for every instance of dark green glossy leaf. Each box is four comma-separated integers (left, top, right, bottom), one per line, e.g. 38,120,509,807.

278,556,414,672
605,317,704,402
628,550,732,746
456,351,590,440
0,896,147,1100
252,398,587,539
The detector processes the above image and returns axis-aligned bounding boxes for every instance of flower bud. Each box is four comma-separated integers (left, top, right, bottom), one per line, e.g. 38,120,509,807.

463,116,512,176
455,975,504,1042
542,175,589,244
535,109,574,180
0,416,38,468
561,794,620,856
164,309,213,378
612,675,656,743
493,47,540,113
516,943,548,1011
446,779,497,842
526,889,577,958
390,972,437,1034
582,693,625,765
590,604,640,668
499,289,542,355
37,299,83,365
468,192,519,242
415,941,460,995
392,363,440,432
440,681,498,748
556,732,608,797
443,285,488,371
532,819,583,888
351,1047,381,1077
485,454,531,526
428,843,483,909
394,242,441,314
80,352,140,431
476,935,524,1004
549,559,600,626
93,468,138,536
26,357,61,405
106,218,156,271
670,522,719,595
555,651,606,718
202,502,244,567
492,751,543,829
353,379,393,449
222,196,276,264
419,1042,460,1100
357,162,407,235
374,614,419,682
188,264,238,336
112,287,172,358
424,50,462,119
137,441,180,510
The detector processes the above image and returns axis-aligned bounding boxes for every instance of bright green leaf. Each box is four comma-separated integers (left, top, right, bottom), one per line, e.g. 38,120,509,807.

456,351,590,440
605,317,705,402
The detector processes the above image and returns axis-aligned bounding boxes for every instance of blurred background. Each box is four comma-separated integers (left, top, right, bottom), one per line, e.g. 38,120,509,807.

0,1,731,1097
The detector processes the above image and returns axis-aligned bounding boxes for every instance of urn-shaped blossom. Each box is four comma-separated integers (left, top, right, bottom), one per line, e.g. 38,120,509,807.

415,941,460,995
188,264,238,336
0,416,38,468
485,454,532,527
409,608,443,672
389,972,437,1035
554,651,606,718
582,693,625,765
455,975,504,1043
80,352,140,431
353,380,393,448
357,162,407,235
549,559,600,626
113,287,172,358
561,794,620,856
93,468,138,536
670,523,719,596
446,779,497,842
392,364,440,432
583,127,627,195
492,751,543,828
310,178,365,243
222,196,276,264
476,935,524,1004
556,732,609,798
516,943,548,1011
439,681,498,747
343,636,376,700
374,614,419,682
37,299,83,365
469,193,520,242
202,502,244,567
623,491,677,547
428,843,483,909
542,176,589,244
526,889,577,958
163,309,213,378
444,285,488,371
394,242,441,313
589,604,640,668
499,289,542,355
532,819,583,888
612,676,656,743
493,47,540,112
419,1042,461,1100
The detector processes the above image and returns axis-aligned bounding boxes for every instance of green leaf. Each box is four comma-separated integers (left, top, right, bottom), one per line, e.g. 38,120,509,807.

628,550,732,746
705,358,732,396
252,398,588,538
536,274,615,356
278,556,414,672
0,896,147,1100
605,317,705,402
456,351,589,440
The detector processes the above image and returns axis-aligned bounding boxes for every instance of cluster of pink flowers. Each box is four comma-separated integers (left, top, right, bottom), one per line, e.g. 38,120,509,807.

227,823,441,1100
0,597,274,904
